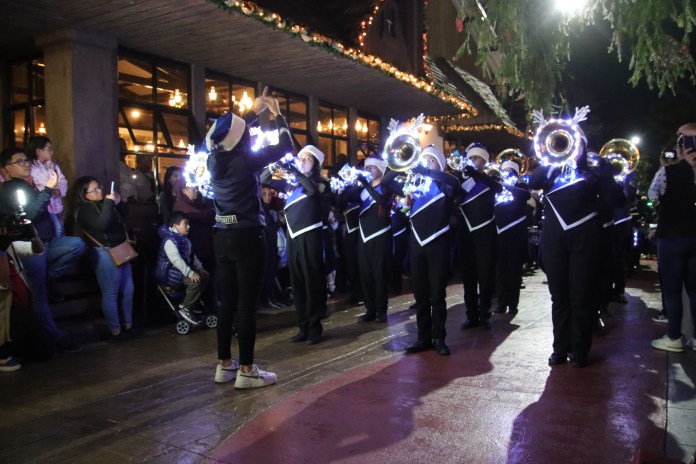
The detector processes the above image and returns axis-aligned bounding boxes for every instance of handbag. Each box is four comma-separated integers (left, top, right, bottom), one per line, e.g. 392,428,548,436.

83,229,138,267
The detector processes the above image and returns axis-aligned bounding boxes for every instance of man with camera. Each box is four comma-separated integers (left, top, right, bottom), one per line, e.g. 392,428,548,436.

648,123,696,352
0,147,85,352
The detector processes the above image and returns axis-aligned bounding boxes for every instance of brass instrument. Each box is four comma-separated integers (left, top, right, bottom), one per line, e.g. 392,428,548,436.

383,132,421,172
447,152,466,171
496,148,529,176
532,106,590,167
599,138,640,180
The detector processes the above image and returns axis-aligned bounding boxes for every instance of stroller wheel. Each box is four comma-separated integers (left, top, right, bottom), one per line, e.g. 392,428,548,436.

176,320,191,335
205,315,218,329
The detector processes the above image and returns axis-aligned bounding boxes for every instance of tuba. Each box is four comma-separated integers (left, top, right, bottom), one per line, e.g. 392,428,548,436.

599,138,640,180
532,107,590,168
383,131,421,172
496,149,529,176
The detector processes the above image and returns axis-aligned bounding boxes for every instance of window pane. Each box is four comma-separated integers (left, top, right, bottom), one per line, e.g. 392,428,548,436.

157,61,189,109
368,119,380,144
287,96,307,131
333,108,348,137
32,60,45,101
11,63,29,104
231,84,255,116
118,56,154,104
121,107,154,151
205,77,229,116
123,154,137,169
318,105,332,134
157,156,187,184
11,109,27,145
293,134,307,148
318,136,333,162
356,116,368,141
160,112,189,153
33,106,47,137
333,139,348,167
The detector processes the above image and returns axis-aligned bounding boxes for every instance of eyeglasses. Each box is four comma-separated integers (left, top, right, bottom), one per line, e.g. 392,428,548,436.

86,185,103,195
7,158,29,166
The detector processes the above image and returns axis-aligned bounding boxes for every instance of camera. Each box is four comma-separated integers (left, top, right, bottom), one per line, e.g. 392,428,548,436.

664,150,677,160
0,212,35,252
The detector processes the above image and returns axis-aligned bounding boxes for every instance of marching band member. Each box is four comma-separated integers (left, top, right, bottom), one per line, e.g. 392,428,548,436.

457,143,502,330
207,93,290,388
337,185,363,305
261,146,329,345
390,201,410,295
611,182,636,303
493,159,531,315
529,108,624,368
404,146,459,355
344,156,400,322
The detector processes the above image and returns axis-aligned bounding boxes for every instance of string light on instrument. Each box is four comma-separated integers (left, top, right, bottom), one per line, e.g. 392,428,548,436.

183,145,214,199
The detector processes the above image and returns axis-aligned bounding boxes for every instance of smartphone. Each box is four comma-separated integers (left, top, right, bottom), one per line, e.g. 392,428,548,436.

110,181,115,194
663,150,677,160
683,135,696,152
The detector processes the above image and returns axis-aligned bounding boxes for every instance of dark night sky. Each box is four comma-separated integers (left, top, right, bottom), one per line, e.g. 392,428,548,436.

562,23,696,166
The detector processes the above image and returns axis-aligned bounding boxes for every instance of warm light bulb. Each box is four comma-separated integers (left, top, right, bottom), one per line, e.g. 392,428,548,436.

355,120,362,132
169,93,176,107
317,121,322,132
178,139,186,148
362,125,368,134
38,122,46,134
209,86,217,101
174,88,182,104
131,110,141,118
342,121,348,131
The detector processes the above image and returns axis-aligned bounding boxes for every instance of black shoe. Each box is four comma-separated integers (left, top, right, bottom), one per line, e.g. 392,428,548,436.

375,314,387,323
290,332,308,343
107,331,125,343
259,300,279,310
508,307,519,315
307,334,322,345
570,357,589,368
481,319,491,330
433,338,450,356
493,305,506,314
405,340,433,353
548,353,568,366
460,319,480,330
520,283,526,289
358,313,376,322
270,299,286,308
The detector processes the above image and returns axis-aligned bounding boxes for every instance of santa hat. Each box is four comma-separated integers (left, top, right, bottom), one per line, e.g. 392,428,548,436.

298,145,325,166
421,145,446,171
501,160,520,176
364,156,387,177
465,142,489,163
205,112,246,151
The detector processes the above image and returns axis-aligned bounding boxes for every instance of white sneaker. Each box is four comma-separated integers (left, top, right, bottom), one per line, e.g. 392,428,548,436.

651,335,684,353
214,360,240,383
178,305,200,325
651,314,668,324
234,364,277,389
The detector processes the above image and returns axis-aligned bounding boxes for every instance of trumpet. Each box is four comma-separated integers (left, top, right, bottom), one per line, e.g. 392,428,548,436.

446,152,474,171
266,153,299,185
329,164,372,193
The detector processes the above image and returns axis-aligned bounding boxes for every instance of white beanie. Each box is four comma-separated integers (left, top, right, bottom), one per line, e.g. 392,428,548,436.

421,145,446,171
298,145,325,166
205,112,246,151
465,142,489,163
501,160,520,176
364,156,387,177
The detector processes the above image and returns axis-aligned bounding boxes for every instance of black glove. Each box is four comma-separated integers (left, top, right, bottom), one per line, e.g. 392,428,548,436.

357,173,369,186
464,165,476,178
411,164,429,176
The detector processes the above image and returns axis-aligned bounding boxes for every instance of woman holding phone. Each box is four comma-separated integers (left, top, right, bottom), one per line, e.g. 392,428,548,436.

75,176,134,341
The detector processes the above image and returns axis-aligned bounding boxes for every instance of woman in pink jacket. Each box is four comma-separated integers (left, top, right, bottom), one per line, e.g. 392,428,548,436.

26,136,68,237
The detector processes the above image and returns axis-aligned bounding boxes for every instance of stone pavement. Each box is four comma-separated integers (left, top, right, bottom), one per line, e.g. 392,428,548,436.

1,261,694,463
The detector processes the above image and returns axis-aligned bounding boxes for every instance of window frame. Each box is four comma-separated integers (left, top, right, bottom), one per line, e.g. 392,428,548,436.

6,57,46,147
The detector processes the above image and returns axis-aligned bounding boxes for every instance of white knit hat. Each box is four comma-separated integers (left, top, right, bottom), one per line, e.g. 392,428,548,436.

501,160,520,175
298,145,325,166
364,156,387,176
465,143,489,163
421,145,446,171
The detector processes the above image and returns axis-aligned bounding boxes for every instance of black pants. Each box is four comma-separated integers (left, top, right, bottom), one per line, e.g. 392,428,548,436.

496,225,527,310
458,222,497,322
541,217,600,361
612,221,632,295
260,230,278,304
411,232,450,341
344,230,362,302
359,232,392,317
391,231,409,294
0,307,54,363
214,227,265,365
596,225,614,311
288,228,326,336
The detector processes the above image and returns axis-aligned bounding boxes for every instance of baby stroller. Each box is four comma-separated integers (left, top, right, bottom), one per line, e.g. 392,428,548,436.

157,285,218,335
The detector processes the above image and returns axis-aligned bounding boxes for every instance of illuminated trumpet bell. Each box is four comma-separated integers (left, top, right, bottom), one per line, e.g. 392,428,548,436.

534,119,584,167
447,153,465,171
383,132,421,172
599,138,640,180
496,148,529,176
